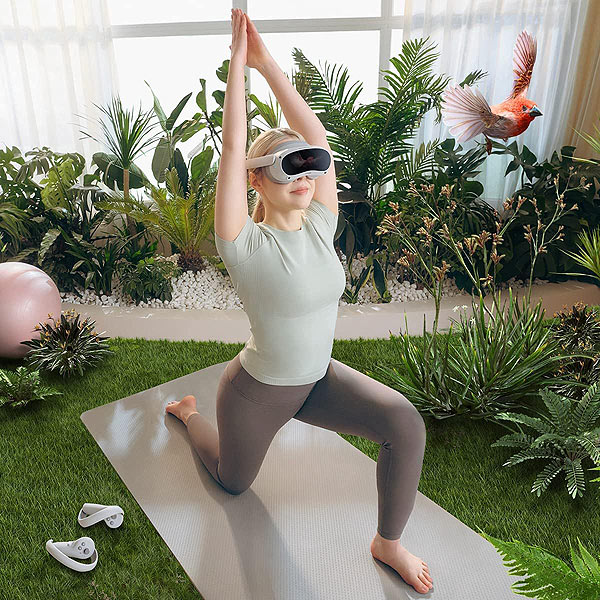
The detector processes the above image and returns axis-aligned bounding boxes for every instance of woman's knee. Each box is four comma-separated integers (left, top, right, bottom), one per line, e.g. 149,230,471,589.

219,477,251,495
224,484,248,496
386,392,426,441
217,463,252,495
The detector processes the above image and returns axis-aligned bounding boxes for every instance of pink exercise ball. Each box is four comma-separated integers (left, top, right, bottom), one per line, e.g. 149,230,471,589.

0,262,62,359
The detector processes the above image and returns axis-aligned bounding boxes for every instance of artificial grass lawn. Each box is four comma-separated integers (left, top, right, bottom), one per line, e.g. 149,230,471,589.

1,333,598,600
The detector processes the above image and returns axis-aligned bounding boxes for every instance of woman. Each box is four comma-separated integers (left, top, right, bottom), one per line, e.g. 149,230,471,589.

166,9,433,594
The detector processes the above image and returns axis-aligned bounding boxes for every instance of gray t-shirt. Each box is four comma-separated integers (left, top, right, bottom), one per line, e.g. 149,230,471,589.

215,198,346,385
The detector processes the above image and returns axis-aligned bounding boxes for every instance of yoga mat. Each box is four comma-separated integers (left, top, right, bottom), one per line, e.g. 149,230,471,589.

80,361,524,599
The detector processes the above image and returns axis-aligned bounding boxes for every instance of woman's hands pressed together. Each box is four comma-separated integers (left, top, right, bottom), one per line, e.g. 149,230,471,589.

229,9,273,71
229,8,247,67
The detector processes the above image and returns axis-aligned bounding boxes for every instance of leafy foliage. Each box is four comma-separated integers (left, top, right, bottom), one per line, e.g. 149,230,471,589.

561,225,600,285
490,143,600,284
291,38,481,301
117,257,180,305
96,167,218,273
2,147,120,292
491,382,600,499
20,309,113,378
0,366,62,409
479,531,600,599
373,291,568,420
548,303,600,395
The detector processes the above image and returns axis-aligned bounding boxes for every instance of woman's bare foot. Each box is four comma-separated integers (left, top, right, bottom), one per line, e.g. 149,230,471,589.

165,395,199,426
370,533,433,594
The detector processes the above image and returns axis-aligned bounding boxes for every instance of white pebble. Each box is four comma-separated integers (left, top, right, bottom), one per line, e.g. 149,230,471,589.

56,251,547,311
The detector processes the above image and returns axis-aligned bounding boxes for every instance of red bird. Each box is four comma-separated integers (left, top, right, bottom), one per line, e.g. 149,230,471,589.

441,29,542,155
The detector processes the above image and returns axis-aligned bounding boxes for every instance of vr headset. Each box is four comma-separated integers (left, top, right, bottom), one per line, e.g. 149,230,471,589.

245,140,331,184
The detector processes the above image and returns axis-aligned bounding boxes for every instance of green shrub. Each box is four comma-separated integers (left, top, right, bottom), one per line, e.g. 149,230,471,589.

548,303,600,396
491,381,600,499
117,256,180,305
0,366,61,409
493,144,600,284
20,309,113,378
376,291,568,420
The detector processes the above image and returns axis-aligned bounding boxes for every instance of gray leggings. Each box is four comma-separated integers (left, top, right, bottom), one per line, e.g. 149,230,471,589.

186,353,427,540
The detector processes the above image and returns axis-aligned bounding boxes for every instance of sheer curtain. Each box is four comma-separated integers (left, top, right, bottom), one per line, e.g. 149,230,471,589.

403,0,591,209
0,0,595,207
0,0,117,161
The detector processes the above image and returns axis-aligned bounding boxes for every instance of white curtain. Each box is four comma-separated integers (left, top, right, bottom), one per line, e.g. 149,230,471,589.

405,0,591,209
0,0,592,207
0,0,117,162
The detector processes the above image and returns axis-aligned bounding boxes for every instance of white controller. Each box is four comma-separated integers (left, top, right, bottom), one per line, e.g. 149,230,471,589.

77,503,124,529
46,537,98,572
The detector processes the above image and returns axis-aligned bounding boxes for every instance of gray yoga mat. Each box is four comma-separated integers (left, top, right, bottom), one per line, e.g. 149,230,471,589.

80,361,524,599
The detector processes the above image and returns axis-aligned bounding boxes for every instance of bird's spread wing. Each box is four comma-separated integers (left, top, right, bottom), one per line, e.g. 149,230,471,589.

507,30,537,100
441,84,500,142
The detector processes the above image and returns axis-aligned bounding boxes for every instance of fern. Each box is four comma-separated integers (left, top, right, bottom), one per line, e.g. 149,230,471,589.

492,384,600,498
479,530,600,599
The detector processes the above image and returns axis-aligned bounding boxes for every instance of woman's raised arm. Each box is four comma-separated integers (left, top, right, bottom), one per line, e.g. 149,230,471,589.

246,13,338,216
214,8,250,242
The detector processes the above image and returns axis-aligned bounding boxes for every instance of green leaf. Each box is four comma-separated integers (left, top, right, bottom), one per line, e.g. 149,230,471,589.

165,92,193,131
145,80,167,131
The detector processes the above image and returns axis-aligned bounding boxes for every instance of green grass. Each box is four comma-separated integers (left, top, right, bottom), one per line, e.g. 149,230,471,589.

1,331,599,599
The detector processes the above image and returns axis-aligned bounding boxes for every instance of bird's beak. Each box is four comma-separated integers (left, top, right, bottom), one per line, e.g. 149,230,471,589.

529,106,542,117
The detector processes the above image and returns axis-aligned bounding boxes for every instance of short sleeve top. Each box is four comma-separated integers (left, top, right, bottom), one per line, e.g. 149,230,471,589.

214,199,346,385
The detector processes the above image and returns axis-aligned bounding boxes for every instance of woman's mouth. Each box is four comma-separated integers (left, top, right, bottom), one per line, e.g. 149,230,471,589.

291,188,308,194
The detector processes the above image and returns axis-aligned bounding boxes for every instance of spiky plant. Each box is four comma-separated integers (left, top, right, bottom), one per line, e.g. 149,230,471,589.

550,302,600,349
95,167,217,274
78,94,161,243
549,302,600,395
491,381,600,499
0,366,62,408
20,309,113,378
478,531,600,599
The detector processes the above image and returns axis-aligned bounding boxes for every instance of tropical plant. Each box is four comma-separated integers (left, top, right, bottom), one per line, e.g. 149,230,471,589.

0,201,29,259
491,382,600,499
559,226,600,284
0,366,62,409
117,256,180,305
572,113,600,166
479,531,600,599
403,140,506,294
548,303,600,395
20,309,113,378
78,95,162,243
61,232,130,296
381,289,569,420
5,148,118,292
489,142,600,285
96,167,218,273
110,218,161,266
145,81,213,193
292,38,488,301
0,145,33,254
366,178,587,420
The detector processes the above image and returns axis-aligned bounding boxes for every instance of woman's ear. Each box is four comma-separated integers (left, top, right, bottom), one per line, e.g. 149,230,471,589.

249,169,262,193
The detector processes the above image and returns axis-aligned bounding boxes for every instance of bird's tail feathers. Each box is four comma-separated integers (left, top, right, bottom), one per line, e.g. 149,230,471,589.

441,84,493,143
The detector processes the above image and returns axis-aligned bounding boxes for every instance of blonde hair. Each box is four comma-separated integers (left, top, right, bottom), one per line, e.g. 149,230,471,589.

247,127,307,223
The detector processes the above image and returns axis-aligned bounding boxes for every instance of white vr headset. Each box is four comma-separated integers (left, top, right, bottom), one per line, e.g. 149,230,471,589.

245,140,331,184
